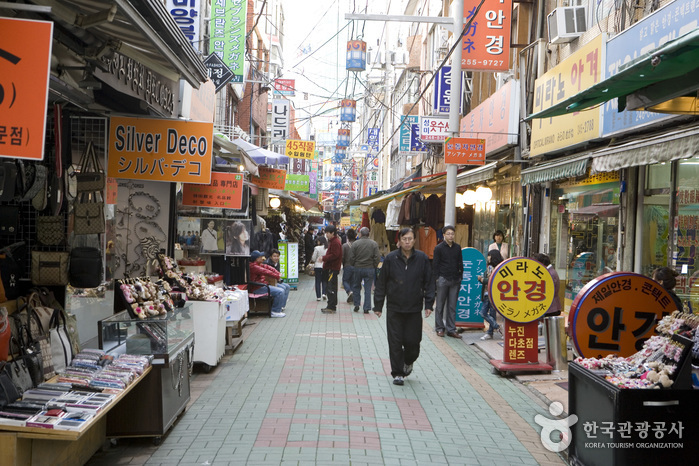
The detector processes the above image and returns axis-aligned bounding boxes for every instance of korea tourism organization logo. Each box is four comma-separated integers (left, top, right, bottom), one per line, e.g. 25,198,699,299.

534,402,578,452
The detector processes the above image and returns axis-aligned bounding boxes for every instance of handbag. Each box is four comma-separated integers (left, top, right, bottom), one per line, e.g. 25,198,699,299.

73,193,105,235
36,214,65,245
0,205,19,236
0,361,20,407
0,161,17,202
8,334,39,394
31,251,69,286
50,309,73,373
0,251,21,301
15,325,44,386
69,246,102,288
0,307,10,361
75,141,105,193
27,291,54,334
305,263,315,276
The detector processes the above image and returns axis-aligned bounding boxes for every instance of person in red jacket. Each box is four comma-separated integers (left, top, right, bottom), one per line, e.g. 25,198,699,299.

249,250,287,317
321,225,343,313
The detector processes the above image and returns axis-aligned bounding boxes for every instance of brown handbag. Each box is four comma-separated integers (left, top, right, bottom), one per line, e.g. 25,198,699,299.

36,214,65,245
75,141,105,193
73,195,105,235
31,251,69,286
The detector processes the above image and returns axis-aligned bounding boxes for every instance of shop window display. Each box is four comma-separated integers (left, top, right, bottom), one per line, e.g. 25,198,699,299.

674,157,699,310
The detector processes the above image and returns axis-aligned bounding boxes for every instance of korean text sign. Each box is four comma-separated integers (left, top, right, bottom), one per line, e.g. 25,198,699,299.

271,100,290,143
107,116,213,184
285,139,316,160
182,172,243,209
284,174,310,192
419,116,451,142
444,137,486,165
462,0,512,72
530,34,605,156
570,272,676,358
504,321,539,363
0,18,53,160
460,79,519,154
209,0,247,83
399,116,429,154
489,257,555,323
166,0,201,49
456,248,486,327
251,166,286,190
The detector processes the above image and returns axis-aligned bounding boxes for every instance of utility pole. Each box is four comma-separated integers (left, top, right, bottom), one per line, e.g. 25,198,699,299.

445,0,464,227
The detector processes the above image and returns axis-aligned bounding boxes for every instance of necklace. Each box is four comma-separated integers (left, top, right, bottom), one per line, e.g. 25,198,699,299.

128,191,161,219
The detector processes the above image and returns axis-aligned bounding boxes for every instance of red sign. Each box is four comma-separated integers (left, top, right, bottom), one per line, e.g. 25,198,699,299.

182,172,244,209
444,137,486,165
462,0,512,72
274,78,295,95
251,166,286,190
503,320,539,363
570,272,677,358
0,18,53,160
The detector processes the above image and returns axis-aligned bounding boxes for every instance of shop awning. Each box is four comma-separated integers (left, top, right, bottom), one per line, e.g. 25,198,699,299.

527,28,699,120
456,162,497,188
230,138,290,166
570,204,619,218
291,192,321,211
213,135,259,176
591,125,699,174
360,185,423,208
521,155,590,186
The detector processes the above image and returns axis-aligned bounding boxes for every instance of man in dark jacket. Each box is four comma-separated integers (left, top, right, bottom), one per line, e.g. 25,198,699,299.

349,227,380,313
432,225,463,338
321,225,342,313
304,227,315,267
374,227,434,385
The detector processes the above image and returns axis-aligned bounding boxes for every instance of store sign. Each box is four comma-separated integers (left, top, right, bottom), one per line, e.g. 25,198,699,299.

308,171,317,195
433,66,464,115
460,79,519,153
210,0,246,83
420,116,451,142
456,248,486,327
570,272,677,358
0,18,53,160
274,78,295,96
399,116,429,154
107,116,213,184
204,53,234,92
503,321,539,363
444,137,486,165
489,257,555,323
461,0,512,72
367,127,380,152
98,51,179,118
530,34,605,157
284,174,309,192
251,166,286,190
271,100,290,144
285,139,315,160
277,242,298,284
182,172,243,209
166,0,201,49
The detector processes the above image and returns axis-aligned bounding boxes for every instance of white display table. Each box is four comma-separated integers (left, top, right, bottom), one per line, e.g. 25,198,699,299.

189,301,226,371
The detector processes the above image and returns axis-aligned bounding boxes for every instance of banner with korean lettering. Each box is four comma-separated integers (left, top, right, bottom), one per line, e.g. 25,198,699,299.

462,0,512,72
251,166,286,190
530,34,605,157
166,0,201,49
182,172,243,208
274,78,295,96
107,116,213,184
284,174,310,192
0,18,53,160
419,116,451,142
209,0,246,83
460,79,519,154
489,257,555,323
456,248,486,327
285,139,316,160
271,100,290,144
444,137,486,165
367,128,380,152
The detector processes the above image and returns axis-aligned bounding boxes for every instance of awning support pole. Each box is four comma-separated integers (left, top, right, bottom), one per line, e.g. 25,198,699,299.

445,0,464,228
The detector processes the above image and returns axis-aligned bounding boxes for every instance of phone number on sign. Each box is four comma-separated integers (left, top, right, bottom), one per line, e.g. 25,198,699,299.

463,59,505,67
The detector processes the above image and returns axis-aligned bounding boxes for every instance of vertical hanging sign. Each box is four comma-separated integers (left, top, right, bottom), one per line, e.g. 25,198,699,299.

271,99,290,145
210,0,247,83
166,0,201,49
462,0,512,72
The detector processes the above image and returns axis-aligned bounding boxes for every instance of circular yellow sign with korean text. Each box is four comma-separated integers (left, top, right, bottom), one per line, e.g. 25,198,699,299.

488,257,555,323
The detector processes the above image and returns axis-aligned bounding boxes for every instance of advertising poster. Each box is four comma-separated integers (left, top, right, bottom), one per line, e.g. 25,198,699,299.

456,248,486,327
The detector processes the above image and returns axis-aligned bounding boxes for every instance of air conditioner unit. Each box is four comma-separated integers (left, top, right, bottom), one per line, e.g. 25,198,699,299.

548,6,587,44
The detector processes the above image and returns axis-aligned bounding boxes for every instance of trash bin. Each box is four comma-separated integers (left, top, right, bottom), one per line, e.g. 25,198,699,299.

544,315,568,371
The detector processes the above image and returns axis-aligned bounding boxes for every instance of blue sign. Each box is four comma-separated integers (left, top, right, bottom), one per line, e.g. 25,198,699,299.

456,248,486,327
400,115,430,154
602,0,692,136
433,66,464,115
367,127,380,152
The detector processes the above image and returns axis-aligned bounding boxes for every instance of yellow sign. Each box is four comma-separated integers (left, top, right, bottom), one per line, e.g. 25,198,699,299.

489,257,555,323
530,34,605,157
340,217,350,227
285,139,316,160
107,116,213,184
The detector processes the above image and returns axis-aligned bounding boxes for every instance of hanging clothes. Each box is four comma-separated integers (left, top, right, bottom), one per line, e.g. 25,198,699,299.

369,220,391,257
371,208,386,224
424,194,443,230
397,195,411,225
415,226,438,259
385,199,401,228
454,224,469,249
409,192,425,225
361,211,370,229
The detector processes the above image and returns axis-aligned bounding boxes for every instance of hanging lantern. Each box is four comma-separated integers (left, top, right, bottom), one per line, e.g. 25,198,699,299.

337,129,350,147
476,185,493,202
463,190,477,205
340,99,357,122
346,40,367,71
335,146,347,160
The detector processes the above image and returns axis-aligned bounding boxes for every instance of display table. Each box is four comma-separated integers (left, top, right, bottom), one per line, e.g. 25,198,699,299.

190,300,226,371
0,367,151,466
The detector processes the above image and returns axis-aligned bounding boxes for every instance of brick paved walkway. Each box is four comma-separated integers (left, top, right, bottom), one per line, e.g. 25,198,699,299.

88,274,566,465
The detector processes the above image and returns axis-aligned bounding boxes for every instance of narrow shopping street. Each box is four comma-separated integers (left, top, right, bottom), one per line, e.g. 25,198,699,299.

89,275,566,465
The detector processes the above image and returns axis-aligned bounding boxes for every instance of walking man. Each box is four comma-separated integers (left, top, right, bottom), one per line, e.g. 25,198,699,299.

350,227,380,313
342,228,357,304
432,225,463,338
374,227,434,385
321,225,342,314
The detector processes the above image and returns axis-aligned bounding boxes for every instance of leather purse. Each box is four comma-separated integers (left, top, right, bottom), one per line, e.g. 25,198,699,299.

36,214,65,245
50,310,73,373
0,361,20,407
0,205,19,236
31,251,69,286
69,246,102,288
8,334,40,394
0,161,17,202
73,193,105,235
75,141,105,193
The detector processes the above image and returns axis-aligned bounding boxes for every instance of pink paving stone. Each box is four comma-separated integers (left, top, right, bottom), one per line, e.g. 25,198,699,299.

286,441,318,448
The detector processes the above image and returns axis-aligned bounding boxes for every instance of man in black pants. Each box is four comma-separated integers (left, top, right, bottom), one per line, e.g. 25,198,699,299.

374,227,434,385
321,225,342,314
432,225,463,338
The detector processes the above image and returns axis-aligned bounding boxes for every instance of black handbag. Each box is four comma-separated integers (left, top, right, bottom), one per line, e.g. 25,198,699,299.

8,334,40,394
0,361,21,407
0,205,19,236
69,246,102,288
13,325,43,386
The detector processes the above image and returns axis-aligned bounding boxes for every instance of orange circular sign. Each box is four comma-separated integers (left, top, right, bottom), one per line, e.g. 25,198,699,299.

570,272,677,358
489,257,555,323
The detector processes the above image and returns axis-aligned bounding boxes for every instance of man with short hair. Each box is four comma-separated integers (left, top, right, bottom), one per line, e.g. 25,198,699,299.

432,225,463,338
304,227,315,268
342,229,357,304
350,227,380,313
321,225,342,313
265,248,291,311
